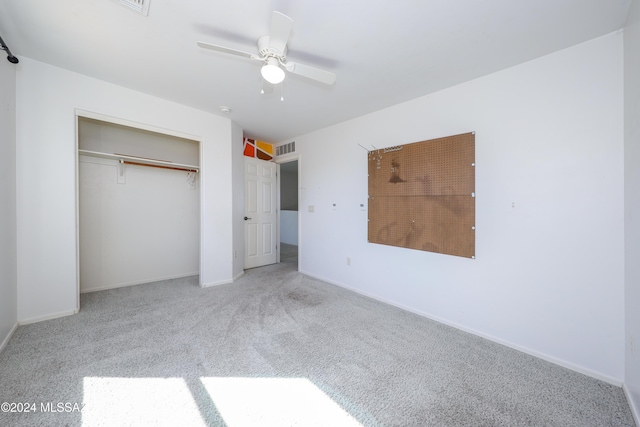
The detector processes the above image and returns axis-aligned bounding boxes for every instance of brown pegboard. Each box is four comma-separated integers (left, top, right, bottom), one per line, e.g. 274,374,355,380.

368,132,475,258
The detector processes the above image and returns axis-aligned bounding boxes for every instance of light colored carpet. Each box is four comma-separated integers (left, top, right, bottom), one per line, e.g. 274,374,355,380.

280,242,298,264
0,247,635,426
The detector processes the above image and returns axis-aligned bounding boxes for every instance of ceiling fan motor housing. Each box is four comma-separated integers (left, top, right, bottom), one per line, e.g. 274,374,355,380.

258,35,286,60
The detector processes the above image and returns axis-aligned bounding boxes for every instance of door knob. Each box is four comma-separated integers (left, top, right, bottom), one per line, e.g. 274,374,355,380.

244,216,252,220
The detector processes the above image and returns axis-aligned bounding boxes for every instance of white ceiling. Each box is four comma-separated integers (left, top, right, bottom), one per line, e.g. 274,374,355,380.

0,0,632,143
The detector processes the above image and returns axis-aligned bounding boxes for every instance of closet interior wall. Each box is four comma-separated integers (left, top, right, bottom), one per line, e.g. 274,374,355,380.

78,117,200,293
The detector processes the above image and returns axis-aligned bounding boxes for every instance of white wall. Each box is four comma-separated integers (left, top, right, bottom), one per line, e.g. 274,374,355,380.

281,162,299,211
0,58,17,350
280,211,299,245
624,0,640,420
16,58,235,323
78,158,200,292
79,117,200,165
295,33,625,382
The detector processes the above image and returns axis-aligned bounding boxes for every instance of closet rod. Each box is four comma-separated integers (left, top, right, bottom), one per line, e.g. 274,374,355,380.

122,160,198,173
78,150,199,172
0,35,19,64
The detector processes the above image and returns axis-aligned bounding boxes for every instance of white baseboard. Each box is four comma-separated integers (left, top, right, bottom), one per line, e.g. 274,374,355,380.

201,271,244,288
624,383,640,427
18,309,78,326
80,272,199,293
300,269,622,387
201,278,234,288
0,322,18,354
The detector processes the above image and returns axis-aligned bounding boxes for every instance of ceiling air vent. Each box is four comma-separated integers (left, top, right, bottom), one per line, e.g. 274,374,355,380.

276,141,295,157
120,0,150,16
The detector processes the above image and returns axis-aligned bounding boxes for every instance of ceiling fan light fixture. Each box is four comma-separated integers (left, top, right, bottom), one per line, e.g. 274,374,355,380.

261,58,285,84
198,11,337,90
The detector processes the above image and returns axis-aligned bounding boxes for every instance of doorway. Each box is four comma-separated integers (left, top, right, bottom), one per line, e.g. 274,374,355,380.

278,159,299,268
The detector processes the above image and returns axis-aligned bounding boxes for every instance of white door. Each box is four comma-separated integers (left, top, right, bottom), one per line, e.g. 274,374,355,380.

244,157,278,269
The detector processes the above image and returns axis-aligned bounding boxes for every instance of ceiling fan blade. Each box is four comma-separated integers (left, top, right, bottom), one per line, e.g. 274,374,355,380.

286,62,336,85
197,41,258,60
268,11,293,54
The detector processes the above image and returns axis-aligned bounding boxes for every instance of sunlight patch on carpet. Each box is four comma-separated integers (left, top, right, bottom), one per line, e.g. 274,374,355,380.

200,377,363,426
82,377,206,426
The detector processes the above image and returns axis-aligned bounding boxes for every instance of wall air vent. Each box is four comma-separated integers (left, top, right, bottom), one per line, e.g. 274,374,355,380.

120,0,150,16
276,141,295,157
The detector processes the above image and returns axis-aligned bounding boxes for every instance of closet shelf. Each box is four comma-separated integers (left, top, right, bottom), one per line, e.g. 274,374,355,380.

78,149,199,172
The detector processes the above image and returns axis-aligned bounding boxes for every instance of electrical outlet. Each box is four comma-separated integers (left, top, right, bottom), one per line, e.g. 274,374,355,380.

631,336,635,354
347,257,351,266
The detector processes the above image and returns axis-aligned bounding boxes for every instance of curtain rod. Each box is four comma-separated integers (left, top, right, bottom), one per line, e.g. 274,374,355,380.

122,160,198,173
0,35,19,64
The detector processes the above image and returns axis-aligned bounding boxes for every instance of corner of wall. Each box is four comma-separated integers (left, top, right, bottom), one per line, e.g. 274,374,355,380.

0,54,18,353
625,0,640,422
0,323,18,355
231,121,245,278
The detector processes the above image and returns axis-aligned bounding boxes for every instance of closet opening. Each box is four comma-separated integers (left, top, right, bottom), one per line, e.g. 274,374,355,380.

76,112,201,301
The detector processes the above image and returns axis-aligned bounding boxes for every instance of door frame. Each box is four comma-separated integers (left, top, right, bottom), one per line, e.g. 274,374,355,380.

75,109,202,308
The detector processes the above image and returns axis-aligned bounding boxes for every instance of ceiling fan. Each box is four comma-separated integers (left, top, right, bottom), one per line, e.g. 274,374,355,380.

197,11,336,89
